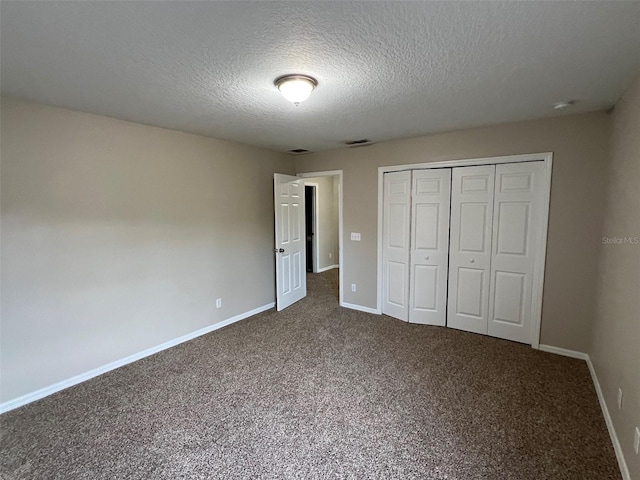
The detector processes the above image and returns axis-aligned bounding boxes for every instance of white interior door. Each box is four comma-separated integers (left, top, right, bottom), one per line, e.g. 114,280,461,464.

447,165,496,334
488,162,545,343
274,174,306,311
382,170,411,321
409,169,451,325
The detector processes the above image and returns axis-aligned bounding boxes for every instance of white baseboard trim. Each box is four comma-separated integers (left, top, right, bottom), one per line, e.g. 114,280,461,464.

585,356,630,480
316,264,339,273
538,344,589,360
538,344,630,480
0,302,275,415
340,302,380,315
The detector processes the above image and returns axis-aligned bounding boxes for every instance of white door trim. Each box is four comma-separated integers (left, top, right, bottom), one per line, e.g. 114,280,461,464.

297,170,344,306
376,153,553,349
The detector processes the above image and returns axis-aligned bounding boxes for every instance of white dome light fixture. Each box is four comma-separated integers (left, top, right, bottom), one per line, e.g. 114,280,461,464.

274,74,318,105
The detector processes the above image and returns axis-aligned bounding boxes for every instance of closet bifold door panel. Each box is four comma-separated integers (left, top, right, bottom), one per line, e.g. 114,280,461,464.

382,170,411,321
488,161,545,344
447,165,496,334
382,158,548,344
409,169,451,325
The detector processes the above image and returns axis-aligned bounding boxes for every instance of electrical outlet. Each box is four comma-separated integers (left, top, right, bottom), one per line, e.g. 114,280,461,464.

216,298,222,309
351,284,356,292
634,427,640,455
350,232,361,241
618,388,623,409
329,252,332,259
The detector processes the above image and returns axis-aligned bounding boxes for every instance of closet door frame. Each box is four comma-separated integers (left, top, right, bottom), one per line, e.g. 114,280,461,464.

376,152,552,349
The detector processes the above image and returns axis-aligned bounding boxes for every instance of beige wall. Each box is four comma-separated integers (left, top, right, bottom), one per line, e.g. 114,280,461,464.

296,112,611,352
0,97,294,403
591,76,640,478
304,176,339,271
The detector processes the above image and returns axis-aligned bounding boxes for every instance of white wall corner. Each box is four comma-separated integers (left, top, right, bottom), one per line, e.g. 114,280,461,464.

317,264,339,273
537,344,590,360
340,301,381,315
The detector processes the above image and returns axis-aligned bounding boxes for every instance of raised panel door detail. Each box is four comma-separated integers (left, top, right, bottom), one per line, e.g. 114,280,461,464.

280,204,290,244
291,203,301,242
456,267,485,318
500,173,532,192
493,271,526,325
388,204,409,248
282,255,291,294
416,178,441,194
459,203,488,253
387,261,408,307
292,252,302,290
461,176,489,193
413,265,438,311
414,203,439,250
390,179,409,196
496,202,529,255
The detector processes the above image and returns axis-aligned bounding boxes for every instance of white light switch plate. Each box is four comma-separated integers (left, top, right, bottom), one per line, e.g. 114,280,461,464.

350,232,361,241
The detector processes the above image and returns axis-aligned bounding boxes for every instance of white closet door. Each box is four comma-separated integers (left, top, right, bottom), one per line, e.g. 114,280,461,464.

488,162,545,343
409,169,451,325
447,165,496,334
382,171,411,321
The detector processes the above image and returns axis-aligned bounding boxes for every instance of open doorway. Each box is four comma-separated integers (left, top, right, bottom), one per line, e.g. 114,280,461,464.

273,170,343,311
301,176,339,274
297,171,343,304
304,185,315,272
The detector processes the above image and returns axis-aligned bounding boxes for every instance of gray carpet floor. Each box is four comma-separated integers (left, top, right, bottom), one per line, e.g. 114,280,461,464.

1,270,620,479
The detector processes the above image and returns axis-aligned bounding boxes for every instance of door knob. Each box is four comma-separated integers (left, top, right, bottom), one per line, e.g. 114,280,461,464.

425,256,430,260
274,248,285,253
279,248,285,253
470,259,475,263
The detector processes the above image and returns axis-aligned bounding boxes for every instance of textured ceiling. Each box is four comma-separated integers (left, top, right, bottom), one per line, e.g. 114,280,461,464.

2,1,640,153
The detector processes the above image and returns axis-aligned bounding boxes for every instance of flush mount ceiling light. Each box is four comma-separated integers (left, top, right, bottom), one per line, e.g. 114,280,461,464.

274,74,318,105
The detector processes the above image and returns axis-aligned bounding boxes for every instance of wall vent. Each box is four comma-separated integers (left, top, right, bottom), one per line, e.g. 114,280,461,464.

344,139,373,147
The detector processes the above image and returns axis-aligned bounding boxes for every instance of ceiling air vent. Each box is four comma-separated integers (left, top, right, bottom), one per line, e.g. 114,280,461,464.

344,139,373,147
288,148,310,154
